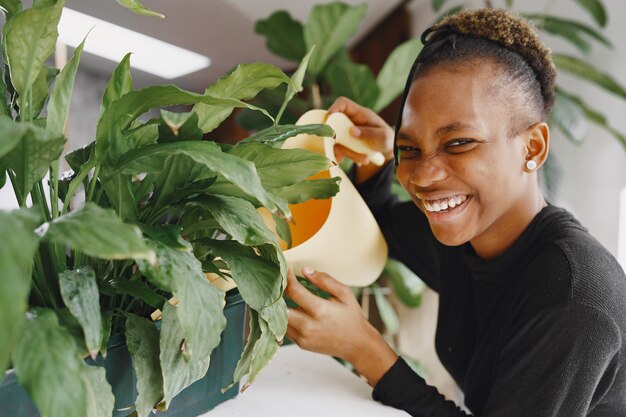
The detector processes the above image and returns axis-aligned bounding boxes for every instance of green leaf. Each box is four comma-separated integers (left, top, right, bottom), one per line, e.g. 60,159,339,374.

271,177,340,204
573,0,607,27
136,232,226,406
304,2,368,76
100,311,112,357
555,87,626,150
374,38,422,112
238,313,279,390
525,14,611,55
241,123,334,147
100,52,132,114
0,119,65,202
110,140,284,215
199,239,281,312
227,142,332,188
372,283,399,335
432,0,450,12
273,212,292,248
276,46,316,124
59,267,102,358
13,309,89,417
65,141,94,172
46,37,85,136
80,364,115,417
125,313,164,417
102,173,139,222
384,258,425,308
96,85,275,168
192,63,293,133
550,89,588,143
0,209,40,376
43,202,155,261
29,64,58,119
0,114,30,158
5,0,63,112
112,276,166,309
325,55,379,108
255,10,306,62
192,194,278,246
553,54,626,101
0,0,21,18
0,66,12,117
158,110,203,142
116,0,164,18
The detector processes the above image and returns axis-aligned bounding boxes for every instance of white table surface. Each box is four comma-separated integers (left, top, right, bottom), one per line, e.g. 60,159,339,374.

203,345,408,416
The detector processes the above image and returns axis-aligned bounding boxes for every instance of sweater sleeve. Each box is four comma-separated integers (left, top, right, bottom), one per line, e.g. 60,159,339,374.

372,303,621,417
350,162,443,291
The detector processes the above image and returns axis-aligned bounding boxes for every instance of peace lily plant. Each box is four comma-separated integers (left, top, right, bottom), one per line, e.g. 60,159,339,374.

0,1,339,416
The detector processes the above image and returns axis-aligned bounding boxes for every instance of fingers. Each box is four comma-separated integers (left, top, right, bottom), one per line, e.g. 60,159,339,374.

301,267,355,305
285,267,319,313
334,144,369,166
328,96,385,127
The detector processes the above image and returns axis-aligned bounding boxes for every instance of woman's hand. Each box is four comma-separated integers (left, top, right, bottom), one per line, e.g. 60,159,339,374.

328,96,395,169
285,267,398,386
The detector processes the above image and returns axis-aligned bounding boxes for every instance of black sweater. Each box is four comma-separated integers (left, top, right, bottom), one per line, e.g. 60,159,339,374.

354,162,626,416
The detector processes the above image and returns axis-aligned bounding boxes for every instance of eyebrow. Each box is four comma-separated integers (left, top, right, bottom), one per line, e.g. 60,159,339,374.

397,122,476,143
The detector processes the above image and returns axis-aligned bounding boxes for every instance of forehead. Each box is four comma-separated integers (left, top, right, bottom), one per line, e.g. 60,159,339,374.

399,62,511,139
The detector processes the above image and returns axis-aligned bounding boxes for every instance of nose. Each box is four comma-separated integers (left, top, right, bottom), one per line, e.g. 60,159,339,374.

408,157,448,188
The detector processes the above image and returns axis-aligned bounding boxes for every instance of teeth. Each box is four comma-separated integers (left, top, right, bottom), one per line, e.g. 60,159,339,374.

423,195,468,213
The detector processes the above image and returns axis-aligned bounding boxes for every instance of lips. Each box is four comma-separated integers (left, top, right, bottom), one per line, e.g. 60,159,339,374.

422,194,469,213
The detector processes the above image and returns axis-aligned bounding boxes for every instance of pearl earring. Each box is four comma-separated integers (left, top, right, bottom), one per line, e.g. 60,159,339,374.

526,160,537,171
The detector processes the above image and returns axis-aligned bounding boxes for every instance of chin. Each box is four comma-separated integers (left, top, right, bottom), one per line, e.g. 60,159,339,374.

429,224,471,247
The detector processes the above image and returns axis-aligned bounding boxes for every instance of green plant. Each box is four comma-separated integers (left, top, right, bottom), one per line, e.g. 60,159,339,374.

0,1,339,416
246,2,426,342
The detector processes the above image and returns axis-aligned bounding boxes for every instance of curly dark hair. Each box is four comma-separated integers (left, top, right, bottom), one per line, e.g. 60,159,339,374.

393,8,557,163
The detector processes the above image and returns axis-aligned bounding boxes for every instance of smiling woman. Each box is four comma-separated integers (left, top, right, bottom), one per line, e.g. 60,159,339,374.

284,8,626,417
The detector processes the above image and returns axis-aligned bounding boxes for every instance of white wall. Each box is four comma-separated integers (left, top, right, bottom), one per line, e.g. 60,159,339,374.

408,0,626,257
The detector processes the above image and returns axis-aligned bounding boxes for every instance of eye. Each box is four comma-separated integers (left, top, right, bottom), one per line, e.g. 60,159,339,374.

398,145,420,159
444,139,477,153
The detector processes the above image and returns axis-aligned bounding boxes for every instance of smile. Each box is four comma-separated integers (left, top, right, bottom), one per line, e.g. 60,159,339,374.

422,194,470,213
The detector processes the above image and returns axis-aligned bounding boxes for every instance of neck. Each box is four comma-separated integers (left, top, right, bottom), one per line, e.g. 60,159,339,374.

470,186,547,260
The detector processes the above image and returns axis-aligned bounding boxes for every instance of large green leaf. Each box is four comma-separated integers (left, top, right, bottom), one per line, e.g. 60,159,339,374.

276,46,315,124
5,0,63,113
80,364,114,417
125,313,164,417
553,54,626,101
43,202,155,261
30,64,58,119
255,10,306,62
384,258,425,308
136,231,226,406
112,276,166,309
198,239,281,312
573,0,607,27
191,194,277,246
550,89,588,143
1,119,65,203
59,267,102,358
46,37,85,136
556,87,626,150
13,309,89,417
192,63,293,133
374,38,422,112
0,65,11,117
100,53,132,114
237,313,279,391
65,141,94,173
240,123,334,146
304,2,368,76
102,173,139,222
95,85,275,168
116,0,164,18
158,110,203,143
526,14,611,55
325,54,379,108
0,209,40,377
271,177,341,204
227,142,332,188
109,140,285,215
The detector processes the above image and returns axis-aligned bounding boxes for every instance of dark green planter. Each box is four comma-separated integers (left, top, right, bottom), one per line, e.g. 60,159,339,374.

0,289,245,417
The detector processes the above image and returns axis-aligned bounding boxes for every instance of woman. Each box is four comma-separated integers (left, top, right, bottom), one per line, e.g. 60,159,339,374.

285,8,626,416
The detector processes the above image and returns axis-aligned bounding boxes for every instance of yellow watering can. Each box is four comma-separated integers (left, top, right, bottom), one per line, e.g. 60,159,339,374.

259,109,389,287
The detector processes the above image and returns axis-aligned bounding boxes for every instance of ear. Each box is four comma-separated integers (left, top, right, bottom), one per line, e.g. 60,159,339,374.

524,122,549,171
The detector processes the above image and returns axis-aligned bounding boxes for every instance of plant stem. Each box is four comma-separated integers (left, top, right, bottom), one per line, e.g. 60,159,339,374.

50,161,60,219
311,83,322,109
7,170,25,207
31,181,51,222
62,157,96,214
86,165,101,202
